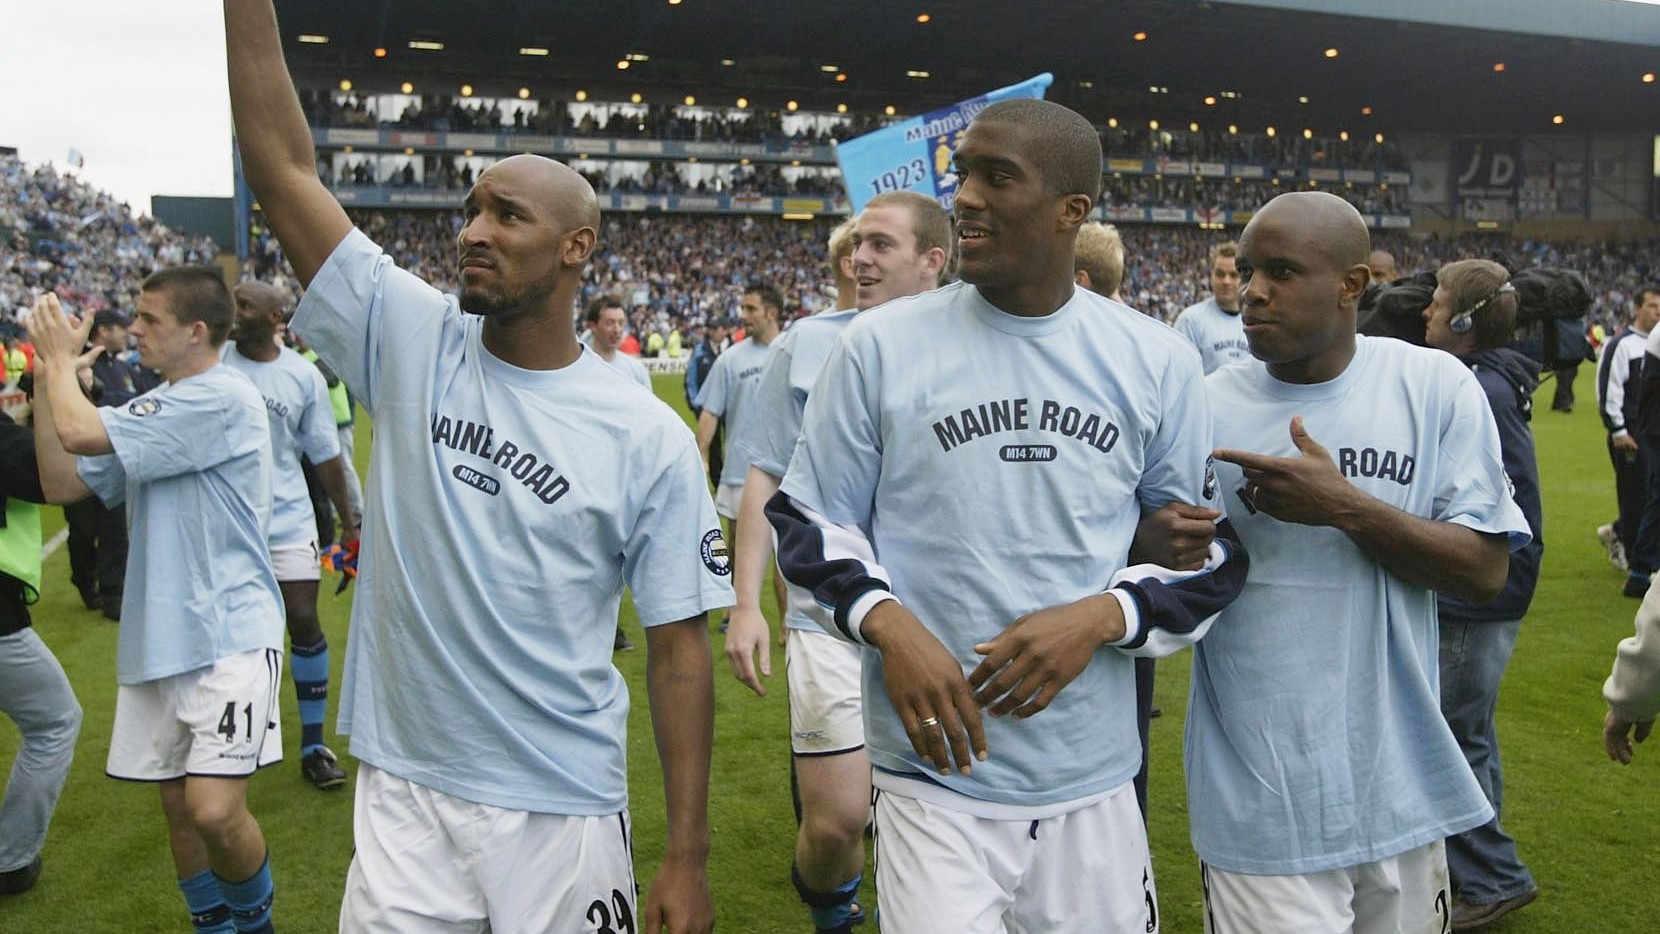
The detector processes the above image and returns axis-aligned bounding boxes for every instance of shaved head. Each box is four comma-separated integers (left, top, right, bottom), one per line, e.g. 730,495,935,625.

1368,249,1398,284
233,280,287,314
1252,192,1370,272
480,154,600,232
457,153,602,328
1236,191,1372,383
231,278,289,345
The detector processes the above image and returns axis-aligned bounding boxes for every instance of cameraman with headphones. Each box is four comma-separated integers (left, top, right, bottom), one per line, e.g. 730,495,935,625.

1422,259,1543,930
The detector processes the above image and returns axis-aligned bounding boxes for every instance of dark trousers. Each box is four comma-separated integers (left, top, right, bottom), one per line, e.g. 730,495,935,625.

64,497,126,603
1635,434,1660,576
301,456,335,547
709,422,725,489
1609,436,1648,568
1132,655,1154,821
1551,364,1577,411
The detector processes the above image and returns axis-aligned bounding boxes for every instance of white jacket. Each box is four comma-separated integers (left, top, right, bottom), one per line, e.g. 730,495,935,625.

1605,577,1660,722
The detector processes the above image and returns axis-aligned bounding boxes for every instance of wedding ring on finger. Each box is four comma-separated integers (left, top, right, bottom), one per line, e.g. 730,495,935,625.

919,716,940,729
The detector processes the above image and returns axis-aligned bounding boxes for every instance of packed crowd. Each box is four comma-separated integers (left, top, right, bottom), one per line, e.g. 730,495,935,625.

1101,123,1410,170
0,155,219,342
244,210,838,339
300,90,1412,169
321,150,1419,215
1101,174,1409,215
300,90,885,144
322,153,845,199
245,206,1651,334
4,151,1650,353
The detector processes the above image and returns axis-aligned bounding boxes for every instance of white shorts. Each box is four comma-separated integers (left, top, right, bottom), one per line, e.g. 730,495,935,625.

714,481,743,520
341,765,638,934
873,782,1156,934
786,626,865,756
271,538,321,583
1201,840,1451,934
107,648,284,781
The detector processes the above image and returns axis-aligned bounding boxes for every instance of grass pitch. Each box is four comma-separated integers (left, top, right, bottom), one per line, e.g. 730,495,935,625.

1,371,1653,932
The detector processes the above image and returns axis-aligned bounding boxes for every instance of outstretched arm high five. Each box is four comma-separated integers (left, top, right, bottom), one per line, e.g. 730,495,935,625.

224,0,353,287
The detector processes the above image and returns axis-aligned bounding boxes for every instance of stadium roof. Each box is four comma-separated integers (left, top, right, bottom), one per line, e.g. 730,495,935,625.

276,0,1660,135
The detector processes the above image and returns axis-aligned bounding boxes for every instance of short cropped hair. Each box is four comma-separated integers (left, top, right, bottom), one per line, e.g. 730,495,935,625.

1438,259,1518,351
585,294,624,323
1639,285,1660,306
972,99,1102,201
865,190,955,284
1073,223,1125,298
1209,241,1239,266
744,281,785,320
828,218,857,275
141,266,234,345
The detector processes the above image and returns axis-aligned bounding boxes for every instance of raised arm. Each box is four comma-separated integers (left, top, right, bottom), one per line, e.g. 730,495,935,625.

26,295,102,504
225,0,353,286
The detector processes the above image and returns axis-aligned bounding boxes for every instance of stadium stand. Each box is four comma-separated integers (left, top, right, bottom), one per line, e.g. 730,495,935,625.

0,155,218,341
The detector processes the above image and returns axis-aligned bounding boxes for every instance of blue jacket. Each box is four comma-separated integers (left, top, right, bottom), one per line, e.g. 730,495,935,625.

683,340,721,414
1440,348,1543,623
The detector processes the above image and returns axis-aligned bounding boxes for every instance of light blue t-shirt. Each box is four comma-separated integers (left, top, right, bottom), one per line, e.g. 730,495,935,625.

77,365,285,684
600,350,652,390
694,335,772,487
750,311,858,632
294,229,733,815
780,282,1224,809
1188,335,1532,875
1174,297,1252,375
222,344,341,548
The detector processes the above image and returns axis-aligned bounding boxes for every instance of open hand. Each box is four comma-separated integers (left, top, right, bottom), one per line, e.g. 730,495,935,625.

1604,710,1654,764
25,293,94,368
969,594,1124,718
722,604,773,696
864,601,987,775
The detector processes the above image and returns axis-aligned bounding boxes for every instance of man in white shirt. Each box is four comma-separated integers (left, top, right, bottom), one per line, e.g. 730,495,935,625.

725,192,952,934
227,2,730,930
31,273,285,934
1173,241,1249,374
585,295,652,390
1196,192,1528,932
224,280,357,791
770,100,1245,934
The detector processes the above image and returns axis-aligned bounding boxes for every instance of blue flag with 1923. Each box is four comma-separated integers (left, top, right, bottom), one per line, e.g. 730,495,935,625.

834,73,1053,213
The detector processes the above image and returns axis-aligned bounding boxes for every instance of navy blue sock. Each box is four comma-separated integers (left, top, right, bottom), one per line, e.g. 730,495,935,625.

793,863,862,933
291,637,329,754
179,870,236,934
216,855,275,934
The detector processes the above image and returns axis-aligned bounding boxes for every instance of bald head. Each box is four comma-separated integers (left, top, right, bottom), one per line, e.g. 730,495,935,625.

1237,191,1371,383
1251,192,1370,271
231,279,290,346
233,280,287,315
479,154,600,231
1367,249,1399,285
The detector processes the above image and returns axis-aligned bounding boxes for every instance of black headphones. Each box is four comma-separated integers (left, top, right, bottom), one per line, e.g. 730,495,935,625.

1450,281,1516,334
